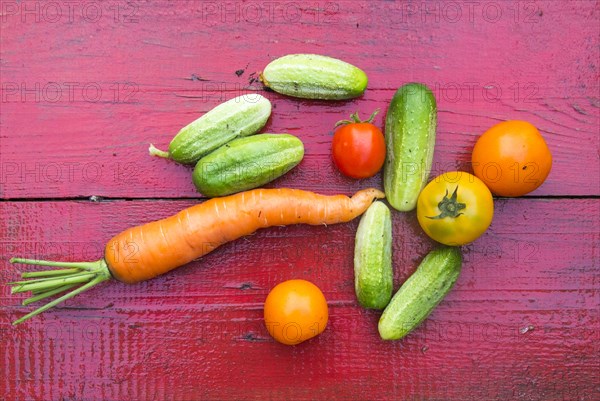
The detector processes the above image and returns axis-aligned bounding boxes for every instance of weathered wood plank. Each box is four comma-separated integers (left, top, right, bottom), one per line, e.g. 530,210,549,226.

1,1,598,199
0,198,598,400
1,1,598,400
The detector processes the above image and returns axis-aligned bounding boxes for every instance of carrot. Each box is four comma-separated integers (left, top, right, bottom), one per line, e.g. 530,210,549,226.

9,188,384,324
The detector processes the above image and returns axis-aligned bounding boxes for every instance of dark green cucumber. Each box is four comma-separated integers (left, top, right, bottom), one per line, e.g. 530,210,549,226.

378,246,462,340
384,83,437,211
192,133,304,197
260,54,368,100
354,201,393,309
150,94,271,165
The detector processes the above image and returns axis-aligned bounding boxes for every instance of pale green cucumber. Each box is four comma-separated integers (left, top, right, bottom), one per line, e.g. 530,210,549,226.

354,201,393,309
193,133,304,197
260,54,368,100
149,94,271,164
378,246,462,340
384,83,437,211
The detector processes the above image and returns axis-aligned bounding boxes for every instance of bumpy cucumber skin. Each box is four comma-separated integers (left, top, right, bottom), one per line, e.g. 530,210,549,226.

378,246,462,340
260,54,368,100
384,83,437,211
169,95,272,164
192,134,304,197
354,202,393,309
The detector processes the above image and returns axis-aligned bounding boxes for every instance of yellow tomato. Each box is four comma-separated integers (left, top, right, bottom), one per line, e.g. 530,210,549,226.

417,172,494,246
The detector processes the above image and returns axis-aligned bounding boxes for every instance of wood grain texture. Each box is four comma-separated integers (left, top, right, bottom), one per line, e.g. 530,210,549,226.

1,0,599,400
1,0,598,199
0,198,598,400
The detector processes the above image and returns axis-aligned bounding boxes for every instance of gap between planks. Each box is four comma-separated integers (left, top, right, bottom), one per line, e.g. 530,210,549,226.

1,195,599,203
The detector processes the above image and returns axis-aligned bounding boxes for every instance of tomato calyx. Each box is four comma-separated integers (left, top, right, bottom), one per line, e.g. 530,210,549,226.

427,186,466,220
335,109,380,127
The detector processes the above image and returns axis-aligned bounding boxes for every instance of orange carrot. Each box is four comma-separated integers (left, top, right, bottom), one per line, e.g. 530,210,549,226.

9,188,384,324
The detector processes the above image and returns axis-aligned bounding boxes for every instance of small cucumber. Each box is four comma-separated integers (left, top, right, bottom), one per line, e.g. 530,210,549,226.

260,54,368,100
150,94,272,165
354,201,393,309
384,83,437,211
193,133,304,197
378,246,462,340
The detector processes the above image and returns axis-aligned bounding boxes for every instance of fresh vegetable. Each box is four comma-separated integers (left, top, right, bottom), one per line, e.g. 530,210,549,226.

8,188,384,324
379,246,462,340
354,201,393,309
149,94,272,164
260,54,368,100
332,110,386,179
264,279,328,345
417,172,493,246
193,133,304,197
471,120,552,197
384,83,437,211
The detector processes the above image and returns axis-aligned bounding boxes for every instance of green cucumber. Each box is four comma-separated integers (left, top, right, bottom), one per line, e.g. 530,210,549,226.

354,201,393,309
384,83,437,211
193,133,304,197
150,94,272,164
260,54,368,100
378,246,462,340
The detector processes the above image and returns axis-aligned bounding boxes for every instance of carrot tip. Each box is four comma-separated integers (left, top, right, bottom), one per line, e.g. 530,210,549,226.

358,188,385,200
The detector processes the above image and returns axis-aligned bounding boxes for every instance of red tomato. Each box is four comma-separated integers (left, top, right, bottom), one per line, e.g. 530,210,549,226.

332,111,386,179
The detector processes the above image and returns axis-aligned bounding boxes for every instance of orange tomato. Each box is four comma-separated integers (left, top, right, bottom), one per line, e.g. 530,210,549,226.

471,120,552,197
264,279,328,345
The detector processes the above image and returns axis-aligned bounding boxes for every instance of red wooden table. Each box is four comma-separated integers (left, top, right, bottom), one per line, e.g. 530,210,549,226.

1,1,599,400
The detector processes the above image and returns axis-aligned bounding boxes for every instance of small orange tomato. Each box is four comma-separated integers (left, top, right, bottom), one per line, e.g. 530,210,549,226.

471,120,552,197
264,279,328,345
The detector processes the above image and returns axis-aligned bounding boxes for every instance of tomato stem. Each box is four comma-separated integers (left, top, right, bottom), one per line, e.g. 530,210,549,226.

364,109,380,124
335,109,380,127
426,186,466,220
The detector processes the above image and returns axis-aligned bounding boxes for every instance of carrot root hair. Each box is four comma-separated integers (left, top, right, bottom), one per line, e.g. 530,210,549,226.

7,258,112,325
